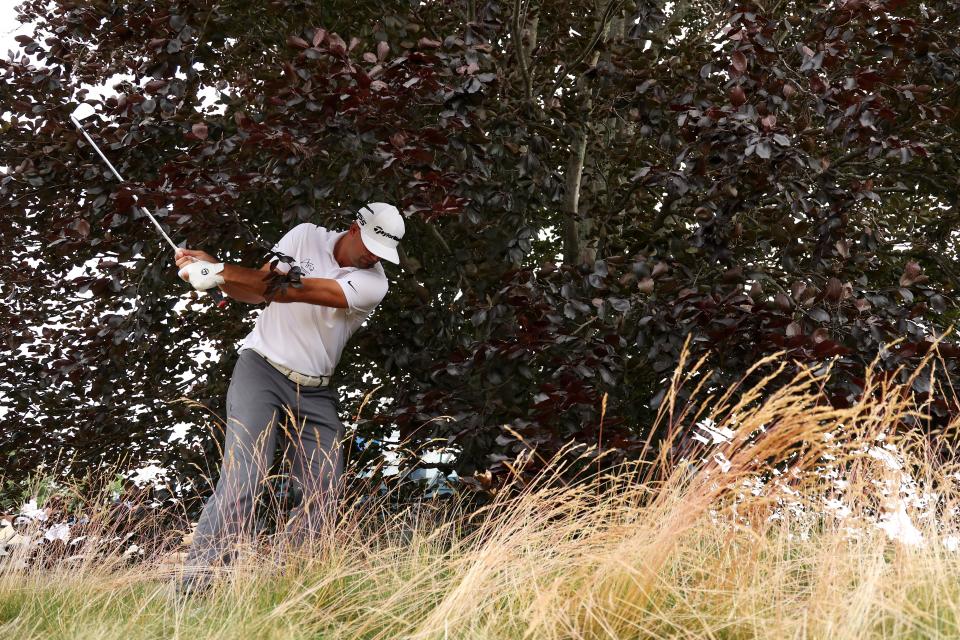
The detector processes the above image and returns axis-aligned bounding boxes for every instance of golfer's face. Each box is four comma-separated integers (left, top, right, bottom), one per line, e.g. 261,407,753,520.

355,236,380,269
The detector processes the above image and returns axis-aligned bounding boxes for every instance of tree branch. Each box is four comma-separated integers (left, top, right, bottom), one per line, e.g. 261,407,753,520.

512,0,533,101
549,0,621,97
428,223,453,255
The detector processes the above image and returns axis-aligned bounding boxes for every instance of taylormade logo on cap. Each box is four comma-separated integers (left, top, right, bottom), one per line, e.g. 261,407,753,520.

356,202,405,265
374,225,401,242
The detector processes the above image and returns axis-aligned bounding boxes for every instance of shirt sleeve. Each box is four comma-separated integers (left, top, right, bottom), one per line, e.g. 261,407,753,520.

270,223,312,273
335,268,388,314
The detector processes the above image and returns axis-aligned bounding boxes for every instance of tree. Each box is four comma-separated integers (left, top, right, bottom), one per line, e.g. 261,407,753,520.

2,0,959,505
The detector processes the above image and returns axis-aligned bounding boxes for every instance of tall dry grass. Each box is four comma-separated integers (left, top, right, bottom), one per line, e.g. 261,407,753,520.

3,342,960,639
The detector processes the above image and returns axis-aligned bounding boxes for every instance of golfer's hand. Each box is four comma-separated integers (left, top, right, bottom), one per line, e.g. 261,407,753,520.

178,260,225,291
175,248,219,269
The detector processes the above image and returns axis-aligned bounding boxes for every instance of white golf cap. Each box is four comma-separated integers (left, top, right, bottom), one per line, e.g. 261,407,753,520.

356,202,405,264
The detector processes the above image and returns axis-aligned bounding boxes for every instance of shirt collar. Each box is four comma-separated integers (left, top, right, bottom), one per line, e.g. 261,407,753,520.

328,229,346,253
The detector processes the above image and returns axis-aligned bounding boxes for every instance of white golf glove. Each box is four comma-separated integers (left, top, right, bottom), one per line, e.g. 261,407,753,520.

178,260,225,291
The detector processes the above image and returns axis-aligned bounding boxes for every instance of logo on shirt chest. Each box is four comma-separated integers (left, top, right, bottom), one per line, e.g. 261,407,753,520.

300,258,316,274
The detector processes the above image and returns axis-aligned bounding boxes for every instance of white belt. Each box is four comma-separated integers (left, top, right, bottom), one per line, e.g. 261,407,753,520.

247,349,331,387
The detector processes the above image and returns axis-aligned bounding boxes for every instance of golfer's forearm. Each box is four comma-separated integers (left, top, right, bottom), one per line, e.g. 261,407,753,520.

220,264,348,308
218,281,265,304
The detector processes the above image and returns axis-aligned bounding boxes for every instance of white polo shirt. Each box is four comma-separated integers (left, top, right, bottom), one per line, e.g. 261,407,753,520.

239,223,389,377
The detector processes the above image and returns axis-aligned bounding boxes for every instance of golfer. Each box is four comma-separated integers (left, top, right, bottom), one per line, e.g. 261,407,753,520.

171,202,405,594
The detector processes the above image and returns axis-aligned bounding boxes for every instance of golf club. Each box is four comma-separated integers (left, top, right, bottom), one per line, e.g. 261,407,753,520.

69,102,226,307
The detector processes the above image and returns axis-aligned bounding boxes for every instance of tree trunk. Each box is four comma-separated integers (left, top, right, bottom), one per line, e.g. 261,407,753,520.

563,124,591,266
562,0,616,267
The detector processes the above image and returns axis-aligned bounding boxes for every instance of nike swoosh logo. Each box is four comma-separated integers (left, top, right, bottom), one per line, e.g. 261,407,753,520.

347,280,358,293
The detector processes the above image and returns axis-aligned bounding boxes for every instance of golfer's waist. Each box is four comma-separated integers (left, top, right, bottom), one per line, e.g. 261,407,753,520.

245,348,331,387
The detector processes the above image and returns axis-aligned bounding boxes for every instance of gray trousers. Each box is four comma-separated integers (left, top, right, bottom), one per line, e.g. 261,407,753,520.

183,349,345,575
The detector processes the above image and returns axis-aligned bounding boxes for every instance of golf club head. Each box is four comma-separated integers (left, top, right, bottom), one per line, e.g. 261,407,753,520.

70,102,96,123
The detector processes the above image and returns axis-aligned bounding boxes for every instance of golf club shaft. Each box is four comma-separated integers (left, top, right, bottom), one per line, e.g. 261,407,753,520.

70,114,226,306
70,115,180,253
